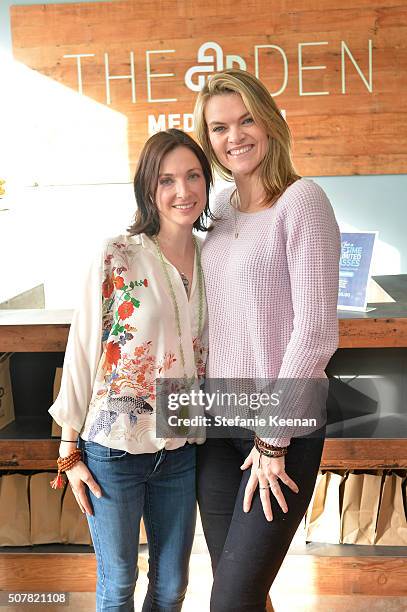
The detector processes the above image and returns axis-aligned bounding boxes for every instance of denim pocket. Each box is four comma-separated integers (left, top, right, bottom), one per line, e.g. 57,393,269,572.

83,440,127,461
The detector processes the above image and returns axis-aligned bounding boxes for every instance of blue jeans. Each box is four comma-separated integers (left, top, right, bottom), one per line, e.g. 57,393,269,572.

80,439,197,612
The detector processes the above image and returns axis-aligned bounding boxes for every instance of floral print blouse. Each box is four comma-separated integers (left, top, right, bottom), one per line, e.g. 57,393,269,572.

49,233,208,454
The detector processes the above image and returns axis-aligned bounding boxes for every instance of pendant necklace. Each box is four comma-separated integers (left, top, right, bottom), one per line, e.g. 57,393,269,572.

230,190,276,238
230,190,240,239
179,271,190,296
233,208,239,240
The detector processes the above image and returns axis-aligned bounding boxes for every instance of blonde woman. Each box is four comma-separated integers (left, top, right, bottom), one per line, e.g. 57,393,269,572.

194,70,340,611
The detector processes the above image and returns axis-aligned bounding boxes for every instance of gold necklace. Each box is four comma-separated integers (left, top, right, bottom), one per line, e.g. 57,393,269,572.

153,235,204,386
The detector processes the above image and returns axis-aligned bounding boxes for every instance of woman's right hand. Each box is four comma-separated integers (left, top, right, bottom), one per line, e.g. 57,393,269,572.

65,461,102,516
60,441,102,515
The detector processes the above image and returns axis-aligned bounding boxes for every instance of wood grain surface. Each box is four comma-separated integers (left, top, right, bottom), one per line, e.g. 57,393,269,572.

1,316,405,352
9,0,407,179
1,547,406,594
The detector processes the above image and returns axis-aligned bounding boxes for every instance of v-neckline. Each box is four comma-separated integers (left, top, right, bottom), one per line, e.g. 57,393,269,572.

150,236,197,305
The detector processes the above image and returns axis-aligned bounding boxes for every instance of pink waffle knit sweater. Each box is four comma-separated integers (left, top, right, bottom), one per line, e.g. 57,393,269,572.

201,178,340,446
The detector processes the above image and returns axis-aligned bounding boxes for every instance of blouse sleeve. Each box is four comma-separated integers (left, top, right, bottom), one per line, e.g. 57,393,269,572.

262,182,340,447
48,246,105,433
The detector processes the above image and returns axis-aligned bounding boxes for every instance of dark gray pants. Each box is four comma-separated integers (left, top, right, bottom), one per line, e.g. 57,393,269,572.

197,430,324,612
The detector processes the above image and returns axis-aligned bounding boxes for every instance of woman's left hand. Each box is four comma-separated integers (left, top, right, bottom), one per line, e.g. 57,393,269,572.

241,446,299,522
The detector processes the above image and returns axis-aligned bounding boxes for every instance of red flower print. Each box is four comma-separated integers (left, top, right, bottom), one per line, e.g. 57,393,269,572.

143,278,148,287
113,276,125,289
118,301,134,320
163,352,176,371
134,346,144,357
105,341,121,368
102,274,114,299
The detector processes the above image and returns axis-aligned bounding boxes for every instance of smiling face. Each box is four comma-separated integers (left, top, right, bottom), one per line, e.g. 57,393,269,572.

154,145,207,232
204,93,269,178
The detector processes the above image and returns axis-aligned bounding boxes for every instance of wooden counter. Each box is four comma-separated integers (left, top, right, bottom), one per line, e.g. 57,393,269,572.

1,275,407,594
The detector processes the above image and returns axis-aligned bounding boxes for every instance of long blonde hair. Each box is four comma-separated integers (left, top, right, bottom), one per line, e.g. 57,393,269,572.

194,69,300,205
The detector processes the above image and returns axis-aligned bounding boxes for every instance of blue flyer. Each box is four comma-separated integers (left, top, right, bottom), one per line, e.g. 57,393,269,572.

338,232,377,311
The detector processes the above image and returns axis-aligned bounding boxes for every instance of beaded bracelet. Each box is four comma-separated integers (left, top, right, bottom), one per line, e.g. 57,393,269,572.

254,437,288,458
254,435,288,452
50,448,82,490
256,446,288,458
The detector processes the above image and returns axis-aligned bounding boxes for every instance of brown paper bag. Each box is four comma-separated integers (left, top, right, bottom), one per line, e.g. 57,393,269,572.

0,353,15,431
305,471,323,541
341,472,383,544
0,474,31,545
139,518,147,545
60,485,92,545
305,471,323,533
375,473,407,545
51,367,62,437
306,471,344,544
59,486,147,546
30,472,64,544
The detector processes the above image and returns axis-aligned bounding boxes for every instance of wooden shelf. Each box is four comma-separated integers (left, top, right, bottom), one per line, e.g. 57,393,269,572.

337,276,407,348
0,413,60,469
291,543,407,557
0,438,58,470
2,543,406,595
1,438,406,471
0,309,71,352
0,325,69,352
0,544,94,554
1,277,407,595
0,545,150,592
277,543,407,596
339,316,407,349
321,438,407,469
0,551,97,591
1,303,407,352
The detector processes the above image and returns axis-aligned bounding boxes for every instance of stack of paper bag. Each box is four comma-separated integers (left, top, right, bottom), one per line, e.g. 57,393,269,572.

0,474,31,545
139,518,147,545
341,472,382,544
30,472,64,544
60,485,92,545
375,472,407,545
306,471,345,544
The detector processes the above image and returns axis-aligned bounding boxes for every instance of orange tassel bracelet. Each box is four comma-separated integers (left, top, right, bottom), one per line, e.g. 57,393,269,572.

50,448,82,489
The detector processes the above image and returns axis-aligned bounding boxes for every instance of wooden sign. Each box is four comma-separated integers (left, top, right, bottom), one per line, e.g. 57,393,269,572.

10,0,407,181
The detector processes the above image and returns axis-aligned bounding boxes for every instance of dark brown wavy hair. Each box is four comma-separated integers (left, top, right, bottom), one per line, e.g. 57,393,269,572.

128,129,214,236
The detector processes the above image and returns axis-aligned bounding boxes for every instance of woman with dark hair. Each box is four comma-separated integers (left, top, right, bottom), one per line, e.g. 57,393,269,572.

194,70,340,611
49,129,213,611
